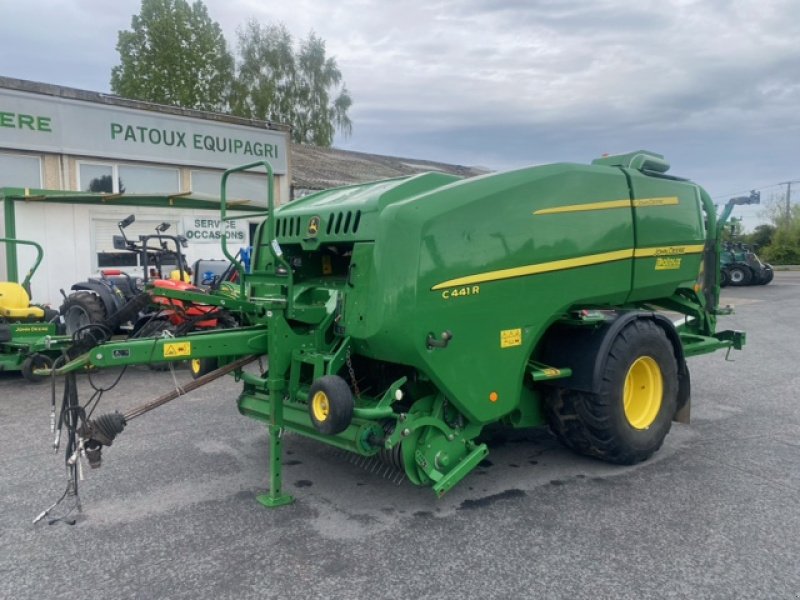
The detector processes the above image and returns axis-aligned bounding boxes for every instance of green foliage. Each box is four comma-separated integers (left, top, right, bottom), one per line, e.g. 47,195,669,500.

110,0,234,112
759,200,800,265
229,22,296,127
111,3,353,147
230,21,352,146
744,224,776,250
294,32,353,145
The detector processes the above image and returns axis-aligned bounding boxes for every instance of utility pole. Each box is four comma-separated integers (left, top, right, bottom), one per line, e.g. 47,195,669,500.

779,180,800,221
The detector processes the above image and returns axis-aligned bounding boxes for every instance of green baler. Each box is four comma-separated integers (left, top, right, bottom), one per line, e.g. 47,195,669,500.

51,150,743,506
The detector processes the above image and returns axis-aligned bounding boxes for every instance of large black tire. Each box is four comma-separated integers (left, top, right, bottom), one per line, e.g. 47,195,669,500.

20,353,53,384
544,319,678,465
61,292,106,336
727,265,752,286
308,375,354,435
719,267,730,288
759,266,774,285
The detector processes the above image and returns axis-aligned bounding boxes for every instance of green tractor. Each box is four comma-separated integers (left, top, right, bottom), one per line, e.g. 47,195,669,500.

0,237,69,382
43,151,745,508
720,242,773,286
716,192,774,287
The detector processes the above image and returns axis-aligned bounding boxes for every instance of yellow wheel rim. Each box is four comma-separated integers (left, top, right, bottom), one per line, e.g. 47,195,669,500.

190,359,201,374
623,356,663,429
311,391,330,422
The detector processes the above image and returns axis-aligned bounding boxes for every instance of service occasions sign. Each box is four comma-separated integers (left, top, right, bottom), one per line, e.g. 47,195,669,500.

182,216,248,244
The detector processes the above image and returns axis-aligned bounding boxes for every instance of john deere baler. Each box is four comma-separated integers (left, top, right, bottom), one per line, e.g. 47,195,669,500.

48,151,744,507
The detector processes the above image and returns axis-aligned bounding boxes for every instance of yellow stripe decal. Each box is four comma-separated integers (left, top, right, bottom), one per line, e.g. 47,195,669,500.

431,249,634,290
431,244,705,290
533,199,631,215
632,196,680,207
533,196,680,215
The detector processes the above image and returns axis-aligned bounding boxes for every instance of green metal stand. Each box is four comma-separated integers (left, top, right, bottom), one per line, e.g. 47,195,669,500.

256,370,294,508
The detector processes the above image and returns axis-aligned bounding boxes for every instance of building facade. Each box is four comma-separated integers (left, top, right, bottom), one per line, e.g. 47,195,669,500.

0,77,290,305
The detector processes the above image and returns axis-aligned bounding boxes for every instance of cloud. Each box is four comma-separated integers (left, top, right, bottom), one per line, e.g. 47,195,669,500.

1,0,797,228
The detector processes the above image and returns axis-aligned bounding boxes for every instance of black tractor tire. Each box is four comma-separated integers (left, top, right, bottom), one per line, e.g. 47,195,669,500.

727,265,752,286
544,319,678,465
759,266,774,285
308,375,354,435
61,292,107,336
190,357,218,379
719,268,730,288
20,353,53,384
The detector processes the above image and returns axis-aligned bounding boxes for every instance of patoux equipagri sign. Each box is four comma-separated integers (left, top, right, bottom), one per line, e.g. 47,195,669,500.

0,87,288,173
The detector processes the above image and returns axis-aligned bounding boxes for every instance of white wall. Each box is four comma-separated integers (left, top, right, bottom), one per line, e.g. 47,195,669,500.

13,201,256,306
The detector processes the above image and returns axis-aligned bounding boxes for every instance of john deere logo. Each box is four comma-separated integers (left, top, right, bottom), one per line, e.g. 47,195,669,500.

308,216,320,236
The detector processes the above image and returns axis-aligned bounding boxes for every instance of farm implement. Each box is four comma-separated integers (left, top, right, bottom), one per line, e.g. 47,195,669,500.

36,152,745,520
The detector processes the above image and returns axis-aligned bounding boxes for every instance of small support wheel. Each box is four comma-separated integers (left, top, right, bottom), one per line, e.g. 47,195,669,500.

21,353,53,384
190,357,218,379
308,375,354,435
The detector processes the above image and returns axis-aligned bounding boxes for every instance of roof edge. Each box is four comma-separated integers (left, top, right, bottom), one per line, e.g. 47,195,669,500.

0,76,291,134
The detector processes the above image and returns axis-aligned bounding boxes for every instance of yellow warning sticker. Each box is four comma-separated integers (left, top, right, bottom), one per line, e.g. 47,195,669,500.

655,257,682,270
163,342,191,358
500,328,522,348
321,255,333,275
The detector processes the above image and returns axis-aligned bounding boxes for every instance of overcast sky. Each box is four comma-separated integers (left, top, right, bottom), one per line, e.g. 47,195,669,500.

2,0,798,228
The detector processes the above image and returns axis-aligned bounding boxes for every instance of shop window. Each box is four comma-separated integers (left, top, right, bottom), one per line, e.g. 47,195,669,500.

78,162,180,194
191,170,268,203
119,165,179,194
79,162,116,192
94,218,179,271
97,252,137,268
0,153,42,188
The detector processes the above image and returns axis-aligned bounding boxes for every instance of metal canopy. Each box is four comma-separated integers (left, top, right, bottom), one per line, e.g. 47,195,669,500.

0,187,263,211
1,187,264,283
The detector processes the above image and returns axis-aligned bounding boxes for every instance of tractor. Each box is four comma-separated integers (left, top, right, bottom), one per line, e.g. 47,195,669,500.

0,237,70,382
39,151,745,513
59,215,235,370
720,242,773,286
59,214,191,337
716,192,774,287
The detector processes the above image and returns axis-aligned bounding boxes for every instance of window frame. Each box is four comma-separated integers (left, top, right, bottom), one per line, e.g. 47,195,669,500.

76,160,117,193
0,151,43,188
77,161,181,194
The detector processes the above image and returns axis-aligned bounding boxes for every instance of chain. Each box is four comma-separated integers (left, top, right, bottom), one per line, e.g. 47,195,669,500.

345,346,361,399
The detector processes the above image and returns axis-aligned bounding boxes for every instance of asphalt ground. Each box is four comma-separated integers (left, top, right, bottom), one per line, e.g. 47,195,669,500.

1,273,799,599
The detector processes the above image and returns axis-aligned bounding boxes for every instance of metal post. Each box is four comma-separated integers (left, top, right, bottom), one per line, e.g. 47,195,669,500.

256,313,294,508
786,181,792,222
3,197,18,282
779,181,797,222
